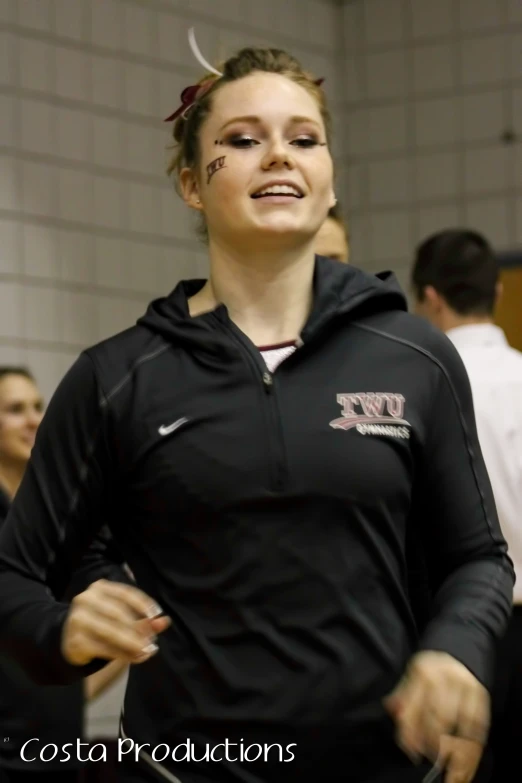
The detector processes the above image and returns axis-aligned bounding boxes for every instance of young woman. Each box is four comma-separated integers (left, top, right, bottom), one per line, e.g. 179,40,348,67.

0,367,127,783
0,48,514,783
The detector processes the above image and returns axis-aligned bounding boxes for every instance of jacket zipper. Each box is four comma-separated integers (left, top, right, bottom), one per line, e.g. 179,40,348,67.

259,367,287,491
212,317,288,492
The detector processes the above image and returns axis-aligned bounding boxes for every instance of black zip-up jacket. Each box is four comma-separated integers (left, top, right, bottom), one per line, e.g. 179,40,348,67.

0,257,514,782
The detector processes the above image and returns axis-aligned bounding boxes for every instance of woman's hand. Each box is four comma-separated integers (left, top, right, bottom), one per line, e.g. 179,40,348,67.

62,579,171,666
435,736,485,783
384,650,490,783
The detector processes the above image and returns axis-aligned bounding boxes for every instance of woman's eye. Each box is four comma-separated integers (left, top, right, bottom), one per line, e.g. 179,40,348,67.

228,136,259,148
292,137,319,148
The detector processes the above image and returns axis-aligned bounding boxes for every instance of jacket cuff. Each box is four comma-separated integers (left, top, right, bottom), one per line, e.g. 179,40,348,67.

32,605,108,685
418,620,494,690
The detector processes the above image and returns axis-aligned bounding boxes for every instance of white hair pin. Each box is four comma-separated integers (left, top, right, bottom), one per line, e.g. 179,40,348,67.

164,28,222,122
188,28,223,77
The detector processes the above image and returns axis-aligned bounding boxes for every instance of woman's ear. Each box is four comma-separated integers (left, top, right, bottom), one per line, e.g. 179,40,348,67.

180,168,203,211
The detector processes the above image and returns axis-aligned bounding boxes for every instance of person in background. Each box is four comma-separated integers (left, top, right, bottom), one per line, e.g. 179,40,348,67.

313,202,349,262
411,229,522,783
0,366,127,783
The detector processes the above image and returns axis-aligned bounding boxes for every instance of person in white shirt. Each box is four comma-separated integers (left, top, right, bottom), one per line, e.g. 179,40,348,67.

411,228,522,783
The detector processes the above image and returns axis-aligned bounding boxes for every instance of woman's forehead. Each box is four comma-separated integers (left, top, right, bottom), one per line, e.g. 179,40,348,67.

208,72,322,126
0,375,39,403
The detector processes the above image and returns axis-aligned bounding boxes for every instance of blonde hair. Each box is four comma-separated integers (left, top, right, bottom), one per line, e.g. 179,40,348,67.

327,203,349,239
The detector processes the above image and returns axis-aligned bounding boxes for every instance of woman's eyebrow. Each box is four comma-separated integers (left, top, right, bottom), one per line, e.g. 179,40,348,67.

218,115,321,132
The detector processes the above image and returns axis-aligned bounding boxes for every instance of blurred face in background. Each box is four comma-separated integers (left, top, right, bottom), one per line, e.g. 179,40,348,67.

314,216,349,263
0,374,44,467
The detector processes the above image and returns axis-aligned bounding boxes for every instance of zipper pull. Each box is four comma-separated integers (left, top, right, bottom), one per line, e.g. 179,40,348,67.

262,371,273,391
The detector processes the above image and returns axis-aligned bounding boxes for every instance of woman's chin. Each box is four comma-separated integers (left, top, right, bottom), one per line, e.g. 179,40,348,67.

251,215,311,237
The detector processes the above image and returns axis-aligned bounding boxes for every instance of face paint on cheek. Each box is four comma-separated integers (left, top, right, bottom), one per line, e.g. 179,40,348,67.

206,156,226,184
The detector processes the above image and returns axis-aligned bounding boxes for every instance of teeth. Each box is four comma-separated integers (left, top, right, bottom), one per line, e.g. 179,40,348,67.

255,184,301,197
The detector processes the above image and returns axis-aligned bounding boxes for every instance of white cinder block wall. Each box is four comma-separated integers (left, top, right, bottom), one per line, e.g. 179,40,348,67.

0,0,343,404
339,0,522,297
0,0,343,737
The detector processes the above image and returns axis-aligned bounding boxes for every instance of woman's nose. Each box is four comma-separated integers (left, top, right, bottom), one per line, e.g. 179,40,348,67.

261,139,295,170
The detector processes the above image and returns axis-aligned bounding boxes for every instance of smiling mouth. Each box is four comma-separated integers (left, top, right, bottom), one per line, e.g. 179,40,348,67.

251,185,304,199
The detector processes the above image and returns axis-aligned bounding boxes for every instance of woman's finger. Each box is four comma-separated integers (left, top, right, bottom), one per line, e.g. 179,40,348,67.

420,680,460,761
80,579,164,620
393,677,427,758
454,685,490,746
439,735,483,783
148,615,171,634
69,629,159,664
73,595,153,637
63,609,156,664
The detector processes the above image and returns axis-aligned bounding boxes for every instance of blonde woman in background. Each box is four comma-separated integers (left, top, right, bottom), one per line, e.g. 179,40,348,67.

0,367,127,783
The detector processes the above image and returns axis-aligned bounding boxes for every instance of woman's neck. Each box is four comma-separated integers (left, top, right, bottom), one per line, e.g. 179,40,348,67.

0,462,24,501
189,240,316,347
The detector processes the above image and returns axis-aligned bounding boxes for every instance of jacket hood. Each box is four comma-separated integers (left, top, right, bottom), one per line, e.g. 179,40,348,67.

136,256,408,352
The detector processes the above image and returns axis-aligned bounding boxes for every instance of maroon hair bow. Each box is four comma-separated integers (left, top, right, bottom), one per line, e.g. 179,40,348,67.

164,76,325,123
164,78,216,123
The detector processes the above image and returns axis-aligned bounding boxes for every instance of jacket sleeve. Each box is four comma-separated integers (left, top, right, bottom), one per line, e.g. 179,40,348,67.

63,525,133,602
0,352,118,684
414,333,515,688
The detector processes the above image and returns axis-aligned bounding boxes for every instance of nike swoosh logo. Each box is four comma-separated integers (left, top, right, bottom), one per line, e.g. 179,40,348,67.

158,417,189,436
